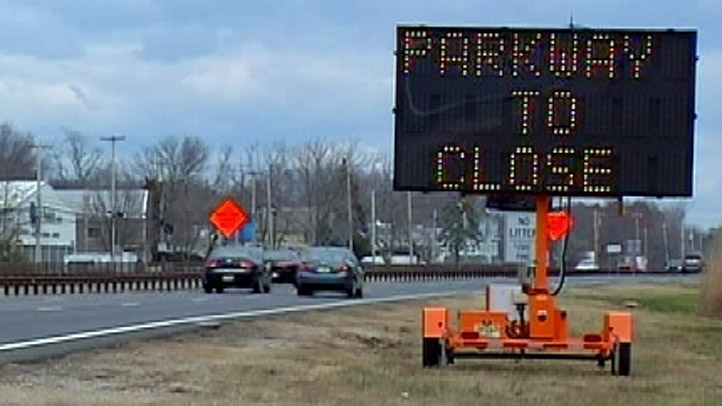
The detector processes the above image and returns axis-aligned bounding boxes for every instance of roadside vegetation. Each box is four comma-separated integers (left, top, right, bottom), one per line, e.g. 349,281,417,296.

701,234,722,317
0,283,721,405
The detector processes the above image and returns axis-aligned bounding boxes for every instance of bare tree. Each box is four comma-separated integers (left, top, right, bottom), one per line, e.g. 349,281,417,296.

134,136,209,183
134,136,212,259
51,129,102,186
88,189,145,252
0,123,36,180
264,142,293,246
0,182,26,262
211,144,236,194
0,123,36,261
295,141,337,245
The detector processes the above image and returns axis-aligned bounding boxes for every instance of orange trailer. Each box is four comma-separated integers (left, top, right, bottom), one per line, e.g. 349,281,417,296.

422,196,633,375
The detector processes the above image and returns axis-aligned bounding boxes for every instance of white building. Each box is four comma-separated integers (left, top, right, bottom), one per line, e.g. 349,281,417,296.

0,181,77,262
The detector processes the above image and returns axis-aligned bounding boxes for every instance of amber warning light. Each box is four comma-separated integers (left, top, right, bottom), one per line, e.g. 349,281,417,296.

209,197,249,238
547,211,573,241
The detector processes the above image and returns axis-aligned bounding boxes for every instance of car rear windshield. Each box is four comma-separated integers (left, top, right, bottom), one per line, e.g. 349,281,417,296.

264,250,300,261
303,248,349,263
208,246,263,261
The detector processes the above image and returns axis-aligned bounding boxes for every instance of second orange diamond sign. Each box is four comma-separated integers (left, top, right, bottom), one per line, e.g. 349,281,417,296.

209,197,249,238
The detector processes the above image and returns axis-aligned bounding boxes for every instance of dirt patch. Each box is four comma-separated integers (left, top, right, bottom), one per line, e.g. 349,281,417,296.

0,286,721,405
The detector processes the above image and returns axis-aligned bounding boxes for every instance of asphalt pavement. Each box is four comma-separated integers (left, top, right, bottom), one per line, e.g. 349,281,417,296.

0,273,698,362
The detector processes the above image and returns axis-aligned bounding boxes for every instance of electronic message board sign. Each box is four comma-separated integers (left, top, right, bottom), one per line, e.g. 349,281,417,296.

393,26,697,197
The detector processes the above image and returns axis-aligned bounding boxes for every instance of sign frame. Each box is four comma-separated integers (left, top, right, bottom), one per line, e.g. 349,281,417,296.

393,25,698,198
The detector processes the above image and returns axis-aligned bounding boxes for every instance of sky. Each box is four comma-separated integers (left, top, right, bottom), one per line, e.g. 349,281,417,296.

0,0,720,228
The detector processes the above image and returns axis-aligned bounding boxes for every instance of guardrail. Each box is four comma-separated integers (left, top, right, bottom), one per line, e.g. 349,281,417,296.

363,264,518,282
0,262,205,296
0,262,680,296
0,273,202,296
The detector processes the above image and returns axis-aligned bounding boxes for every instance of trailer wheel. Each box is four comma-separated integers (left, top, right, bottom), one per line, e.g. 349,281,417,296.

422,338,440,367
617,343,631,376
423,338,450,367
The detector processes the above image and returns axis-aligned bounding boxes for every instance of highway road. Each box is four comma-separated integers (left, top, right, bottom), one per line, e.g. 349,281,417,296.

0,274,697,362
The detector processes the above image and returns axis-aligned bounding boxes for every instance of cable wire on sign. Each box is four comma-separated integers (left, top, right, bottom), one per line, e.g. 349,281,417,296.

552,195,572,296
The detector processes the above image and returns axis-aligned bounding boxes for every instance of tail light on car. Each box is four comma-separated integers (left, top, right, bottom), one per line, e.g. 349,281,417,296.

300,262,317,272
238,260,255,269
205,259,221,268
334,265,349,273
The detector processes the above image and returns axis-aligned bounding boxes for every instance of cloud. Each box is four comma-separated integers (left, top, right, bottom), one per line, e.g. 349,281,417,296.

0,37,392,151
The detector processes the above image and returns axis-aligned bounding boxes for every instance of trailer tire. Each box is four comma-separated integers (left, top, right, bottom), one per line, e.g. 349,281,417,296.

422,338,440,367
616,343,631,376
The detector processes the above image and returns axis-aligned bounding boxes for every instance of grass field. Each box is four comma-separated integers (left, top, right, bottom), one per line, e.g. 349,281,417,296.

0,283,721,405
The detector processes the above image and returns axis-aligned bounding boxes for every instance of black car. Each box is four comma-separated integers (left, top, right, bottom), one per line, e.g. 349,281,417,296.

296,247,364,298
264,249,301,284
203,245,272,294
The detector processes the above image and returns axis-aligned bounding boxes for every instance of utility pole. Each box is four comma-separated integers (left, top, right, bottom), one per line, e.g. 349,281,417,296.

662,221,669,264
634,213,640,241
631,211,643,258
241,169,261,244
680,221,686,260
241,169,262,220
156,161,167,264
407,191,413,264
644,227,648,256
266,167,273,249
593,208,600,265
432,209,438,264
31,144,50,264
371,189,376,265
344,158,353,252
101,135,125,267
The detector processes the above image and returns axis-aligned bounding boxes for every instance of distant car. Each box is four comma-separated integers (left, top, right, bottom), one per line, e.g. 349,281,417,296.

665,259,683,273
296,247,364,298
264,248,301,284
616,259,635,272
360,255,385,266
682,253,703,273
203,245,272,294
574,258,599,271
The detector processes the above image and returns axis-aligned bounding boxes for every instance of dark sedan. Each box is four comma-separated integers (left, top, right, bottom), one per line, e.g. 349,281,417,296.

264,249,301,284
203,245,272,294
296,247,364,298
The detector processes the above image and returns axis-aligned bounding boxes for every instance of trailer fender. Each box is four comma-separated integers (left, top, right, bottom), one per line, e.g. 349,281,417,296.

604,311,633,343
423,307,450,338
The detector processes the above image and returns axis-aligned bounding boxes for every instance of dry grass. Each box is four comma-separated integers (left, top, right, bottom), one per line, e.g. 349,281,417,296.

701,234,722,316
1,284,721,405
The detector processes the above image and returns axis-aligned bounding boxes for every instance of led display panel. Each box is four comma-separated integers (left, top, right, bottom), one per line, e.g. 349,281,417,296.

393,26,697,196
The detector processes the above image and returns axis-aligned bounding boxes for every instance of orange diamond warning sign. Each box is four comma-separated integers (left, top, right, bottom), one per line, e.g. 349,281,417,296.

209,197,249,238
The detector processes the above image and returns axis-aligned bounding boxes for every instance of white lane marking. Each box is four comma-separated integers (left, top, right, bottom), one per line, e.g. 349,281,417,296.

37,306,63,312
121,302,140,307
192,297,209,303
1,290,469,352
